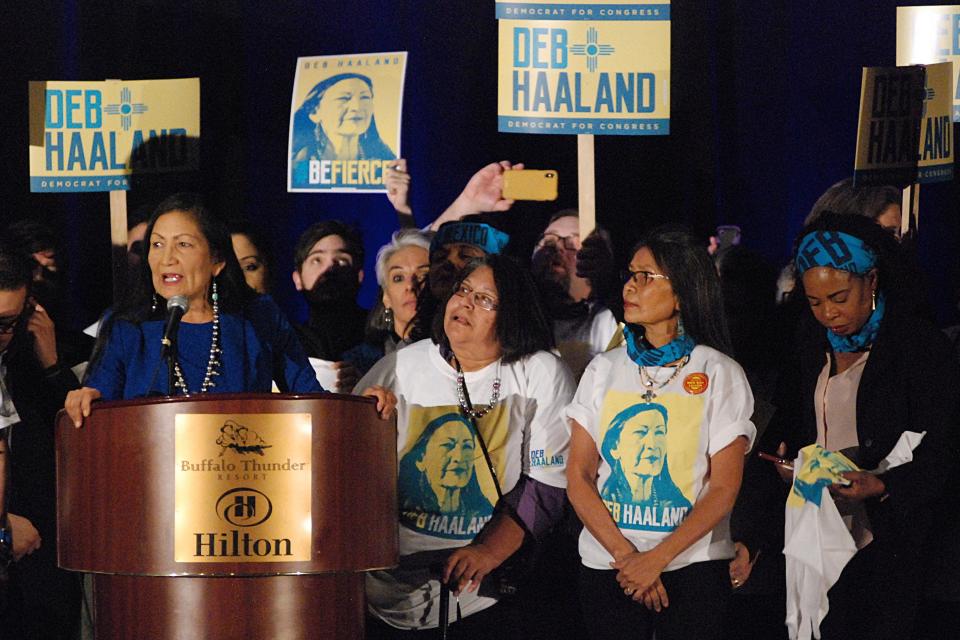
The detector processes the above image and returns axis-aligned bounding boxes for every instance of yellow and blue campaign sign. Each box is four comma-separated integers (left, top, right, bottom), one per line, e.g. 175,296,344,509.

897,5,960,123
916,62,954,183
853,62,953,185
853,65,925,187
287,51,407,193
28,78,200,193
496,1,670,135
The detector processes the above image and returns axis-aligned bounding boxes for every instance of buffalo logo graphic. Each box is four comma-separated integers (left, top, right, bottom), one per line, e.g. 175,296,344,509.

216,419,272,457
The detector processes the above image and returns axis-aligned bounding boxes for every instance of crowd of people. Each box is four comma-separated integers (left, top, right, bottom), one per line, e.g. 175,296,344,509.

0,162,957,640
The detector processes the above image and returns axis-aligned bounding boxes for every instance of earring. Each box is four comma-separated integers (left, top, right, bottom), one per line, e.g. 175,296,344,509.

211,279,219,302
384,307,394,331
676,314,686,338
871,290,876,312
151,293,159,313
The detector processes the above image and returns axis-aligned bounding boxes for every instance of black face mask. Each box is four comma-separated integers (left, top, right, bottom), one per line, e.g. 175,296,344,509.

531,245,574,313
301,264,361,308
428,259,461,300
31,268,64,318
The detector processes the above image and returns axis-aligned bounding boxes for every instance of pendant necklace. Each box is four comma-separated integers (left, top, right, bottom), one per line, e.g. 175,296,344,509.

638,354,689,402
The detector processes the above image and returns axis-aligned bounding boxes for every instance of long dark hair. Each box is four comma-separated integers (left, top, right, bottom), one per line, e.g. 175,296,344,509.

87,194,255,375
290,73,395,161
631,226,732,355
431,254,554,364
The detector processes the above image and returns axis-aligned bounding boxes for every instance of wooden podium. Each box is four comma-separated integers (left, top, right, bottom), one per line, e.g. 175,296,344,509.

56,393,398,640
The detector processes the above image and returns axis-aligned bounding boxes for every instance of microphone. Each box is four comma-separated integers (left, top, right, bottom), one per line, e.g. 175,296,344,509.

160,295,189,360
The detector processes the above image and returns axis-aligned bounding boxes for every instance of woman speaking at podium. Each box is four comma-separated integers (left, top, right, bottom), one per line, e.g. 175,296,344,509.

64,193,393,424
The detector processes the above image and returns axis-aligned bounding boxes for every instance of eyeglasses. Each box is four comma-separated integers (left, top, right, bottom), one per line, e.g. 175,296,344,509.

453,283,499,311
620,269,670,287
536,233,580,252
0,303,33,335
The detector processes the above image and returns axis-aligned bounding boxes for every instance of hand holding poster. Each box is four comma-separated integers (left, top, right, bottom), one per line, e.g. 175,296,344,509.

28,78,200,193
287,52,407,193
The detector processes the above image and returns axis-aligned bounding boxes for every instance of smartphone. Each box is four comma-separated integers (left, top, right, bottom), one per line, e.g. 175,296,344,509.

715,225,741,252
757,451,793,470
502,170,558,201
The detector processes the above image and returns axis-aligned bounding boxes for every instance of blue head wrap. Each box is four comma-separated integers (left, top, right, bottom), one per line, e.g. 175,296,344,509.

794,230,877,276
430,222,510,257
795,230,885,352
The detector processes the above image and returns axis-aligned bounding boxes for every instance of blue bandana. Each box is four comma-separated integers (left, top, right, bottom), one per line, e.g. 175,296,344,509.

623,323,696,367
795,230,885,352
430,222,510,257
794,230,877,276
827,291,885,353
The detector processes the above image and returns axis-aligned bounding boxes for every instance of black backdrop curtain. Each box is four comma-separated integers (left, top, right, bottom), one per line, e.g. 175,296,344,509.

1,0,956,327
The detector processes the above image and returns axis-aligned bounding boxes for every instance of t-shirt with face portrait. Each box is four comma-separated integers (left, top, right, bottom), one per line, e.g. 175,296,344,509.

566,345,756,572
355,339,574,630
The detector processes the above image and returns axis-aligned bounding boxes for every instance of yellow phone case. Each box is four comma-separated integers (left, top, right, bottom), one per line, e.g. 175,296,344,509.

502,170,558,201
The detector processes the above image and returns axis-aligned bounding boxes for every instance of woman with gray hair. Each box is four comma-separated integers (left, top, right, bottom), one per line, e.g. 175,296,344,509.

365,228,432,355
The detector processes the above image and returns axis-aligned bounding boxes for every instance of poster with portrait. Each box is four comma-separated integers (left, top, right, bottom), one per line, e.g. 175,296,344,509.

496,0,671,135
397,404,508,540
597,390,702,531
897,5,960,122
287,51,407,193
28,78,200,192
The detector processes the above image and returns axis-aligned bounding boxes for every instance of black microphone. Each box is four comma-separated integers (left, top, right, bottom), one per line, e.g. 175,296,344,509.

160,295,189,360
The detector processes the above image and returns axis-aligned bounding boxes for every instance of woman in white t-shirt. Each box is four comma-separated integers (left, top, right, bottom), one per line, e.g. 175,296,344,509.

566,227,755,640
357,253,574,639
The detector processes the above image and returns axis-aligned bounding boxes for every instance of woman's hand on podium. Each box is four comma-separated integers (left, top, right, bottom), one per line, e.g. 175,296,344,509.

64,387,102,428
359,385,397,420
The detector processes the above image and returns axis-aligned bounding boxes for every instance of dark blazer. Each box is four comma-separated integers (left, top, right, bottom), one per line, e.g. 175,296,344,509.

5,327,80,529
783,305,960,548
762,301,960,635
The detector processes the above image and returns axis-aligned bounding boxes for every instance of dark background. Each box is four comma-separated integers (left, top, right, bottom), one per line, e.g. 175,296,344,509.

1,0,957,329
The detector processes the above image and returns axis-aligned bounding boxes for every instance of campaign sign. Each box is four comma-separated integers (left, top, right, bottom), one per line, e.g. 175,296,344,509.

496,1,670,135
897,5,960,122
28,78,199,193
287,51,407,193
854,65,925,187
917,62,954,183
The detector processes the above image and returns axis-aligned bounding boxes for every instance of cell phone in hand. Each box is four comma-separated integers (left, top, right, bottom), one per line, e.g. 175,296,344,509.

715,225,741,252
502,170,558,201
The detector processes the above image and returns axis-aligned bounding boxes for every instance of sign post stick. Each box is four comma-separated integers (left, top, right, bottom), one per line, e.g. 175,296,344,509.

109,190,129,304
901,183,920,238
578,134,597,238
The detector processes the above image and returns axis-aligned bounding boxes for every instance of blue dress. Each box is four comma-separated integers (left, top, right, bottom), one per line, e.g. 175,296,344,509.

85,296,323,400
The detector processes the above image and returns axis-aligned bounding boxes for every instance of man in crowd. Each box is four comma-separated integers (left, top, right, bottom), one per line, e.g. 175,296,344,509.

291,220,377,390
530,209,619,380
0,247,81,639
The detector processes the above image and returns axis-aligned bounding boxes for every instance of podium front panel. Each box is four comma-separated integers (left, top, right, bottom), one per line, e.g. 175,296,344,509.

56,393,398,576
